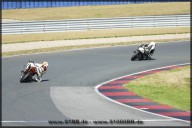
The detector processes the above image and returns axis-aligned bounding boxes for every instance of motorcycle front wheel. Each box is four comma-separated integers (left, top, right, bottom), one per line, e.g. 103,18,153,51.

131,51,139,61
20,72,31,83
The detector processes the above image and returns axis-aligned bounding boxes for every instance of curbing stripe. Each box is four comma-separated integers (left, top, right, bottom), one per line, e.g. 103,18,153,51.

95,63,190,123
134,105,172,109
98,85,124,89
102,92,136,96
116,98,151,103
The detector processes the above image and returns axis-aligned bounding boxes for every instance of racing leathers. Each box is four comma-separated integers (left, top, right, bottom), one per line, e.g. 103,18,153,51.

24,61,47,82
140,42,156,59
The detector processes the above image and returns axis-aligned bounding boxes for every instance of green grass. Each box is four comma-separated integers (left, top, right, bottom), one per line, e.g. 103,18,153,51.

124,66,190,111
2,2,190,21
2,27,190,44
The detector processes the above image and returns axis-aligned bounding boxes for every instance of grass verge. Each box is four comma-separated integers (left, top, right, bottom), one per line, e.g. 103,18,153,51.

124,66,190,111
2,27,190,44
2,2,190,21
2,38,189,57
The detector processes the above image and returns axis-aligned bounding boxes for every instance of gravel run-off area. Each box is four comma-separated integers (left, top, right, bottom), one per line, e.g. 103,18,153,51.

2,33,189,53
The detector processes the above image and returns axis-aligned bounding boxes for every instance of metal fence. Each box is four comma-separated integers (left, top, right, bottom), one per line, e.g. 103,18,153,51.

2,15,190,35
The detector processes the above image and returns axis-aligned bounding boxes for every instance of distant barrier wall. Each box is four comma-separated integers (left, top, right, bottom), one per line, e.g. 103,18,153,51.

2,15,190,34
2,0,188,10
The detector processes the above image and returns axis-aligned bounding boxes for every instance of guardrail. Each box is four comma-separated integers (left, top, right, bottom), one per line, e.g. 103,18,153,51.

2,15,190,35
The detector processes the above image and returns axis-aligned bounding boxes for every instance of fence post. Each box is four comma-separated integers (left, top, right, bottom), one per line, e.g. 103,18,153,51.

176,16,178,27
21,22,23,33
43,21,47,32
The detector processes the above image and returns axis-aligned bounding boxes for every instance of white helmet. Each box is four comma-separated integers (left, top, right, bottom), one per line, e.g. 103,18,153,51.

148,42,156,52
149,42,156,46
42,62,48,71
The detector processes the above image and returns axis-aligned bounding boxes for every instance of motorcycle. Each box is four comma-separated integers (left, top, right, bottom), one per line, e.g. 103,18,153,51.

131,43,155,61
20,60,36,83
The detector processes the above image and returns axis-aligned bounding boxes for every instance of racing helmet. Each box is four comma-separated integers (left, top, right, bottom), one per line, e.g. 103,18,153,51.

149,42,156,54
149,42,156,46
42,61,48,71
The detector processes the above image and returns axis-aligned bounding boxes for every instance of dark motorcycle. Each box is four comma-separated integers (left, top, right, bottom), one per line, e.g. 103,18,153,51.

20,61,36,83
131,43,156,61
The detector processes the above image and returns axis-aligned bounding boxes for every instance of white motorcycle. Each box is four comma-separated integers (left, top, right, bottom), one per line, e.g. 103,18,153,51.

131,42,156,61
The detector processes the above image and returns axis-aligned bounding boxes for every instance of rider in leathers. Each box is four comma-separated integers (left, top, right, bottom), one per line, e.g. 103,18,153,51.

140,42,156,59
24,60,48,82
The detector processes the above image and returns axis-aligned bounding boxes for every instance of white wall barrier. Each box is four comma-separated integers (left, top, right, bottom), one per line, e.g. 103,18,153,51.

2,15,190,34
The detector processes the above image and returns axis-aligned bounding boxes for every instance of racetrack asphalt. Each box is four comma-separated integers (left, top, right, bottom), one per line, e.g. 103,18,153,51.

2,41,190,126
